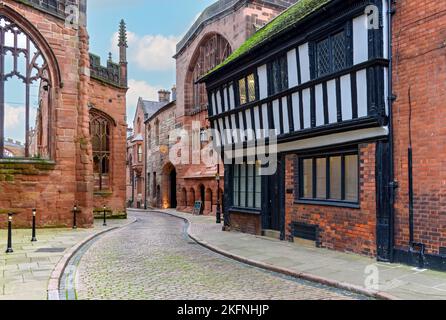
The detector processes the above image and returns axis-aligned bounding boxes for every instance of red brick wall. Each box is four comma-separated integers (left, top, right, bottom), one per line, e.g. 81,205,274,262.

285,143,377,257
392,0,446,255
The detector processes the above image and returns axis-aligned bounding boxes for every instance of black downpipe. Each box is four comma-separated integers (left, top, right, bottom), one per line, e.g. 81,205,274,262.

408,87,414,245
387,0,396,263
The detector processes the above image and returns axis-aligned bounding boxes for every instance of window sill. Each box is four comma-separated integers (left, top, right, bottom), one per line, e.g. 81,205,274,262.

295,199,360,209
229,207,262,216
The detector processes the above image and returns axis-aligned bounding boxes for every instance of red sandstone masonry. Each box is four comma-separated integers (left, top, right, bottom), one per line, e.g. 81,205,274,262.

0,0,126,228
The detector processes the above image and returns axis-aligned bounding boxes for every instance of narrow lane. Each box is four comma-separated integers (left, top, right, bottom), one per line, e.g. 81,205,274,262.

75,212,367,300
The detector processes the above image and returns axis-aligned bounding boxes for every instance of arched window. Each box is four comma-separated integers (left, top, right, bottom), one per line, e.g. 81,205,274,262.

0,14,54,159
189,34,231,114
90,110,113,191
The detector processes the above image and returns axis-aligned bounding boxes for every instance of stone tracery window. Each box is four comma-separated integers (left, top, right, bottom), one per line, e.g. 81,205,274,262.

90,110,112,191
0,14,52,159
190,34,231,113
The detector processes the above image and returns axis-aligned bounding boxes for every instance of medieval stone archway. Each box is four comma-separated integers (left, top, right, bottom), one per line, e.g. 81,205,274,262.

162,162,177,209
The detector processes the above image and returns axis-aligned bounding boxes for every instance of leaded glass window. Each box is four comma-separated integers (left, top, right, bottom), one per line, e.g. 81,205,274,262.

90,112,111,191
268,55,288,95
238,73,257,106
315,30,349,78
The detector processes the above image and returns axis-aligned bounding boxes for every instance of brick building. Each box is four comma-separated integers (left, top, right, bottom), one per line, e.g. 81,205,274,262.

0,0,128,228
173,0,298,215
201,0,446,270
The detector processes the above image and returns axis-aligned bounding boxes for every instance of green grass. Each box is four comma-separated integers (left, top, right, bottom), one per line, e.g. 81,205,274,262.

206,0,332,76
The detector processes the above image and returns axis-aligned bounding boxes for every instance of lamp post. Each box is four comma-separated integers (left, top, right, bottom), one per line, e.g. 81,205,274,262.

73,204,78,230
31,208,37,242
216,164,221,224
6,213,14,254
103,205,107,227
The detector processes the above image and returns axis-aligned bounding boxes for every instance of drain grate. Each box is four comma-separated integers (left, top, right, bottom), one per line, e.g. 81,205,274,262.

35,248,66,253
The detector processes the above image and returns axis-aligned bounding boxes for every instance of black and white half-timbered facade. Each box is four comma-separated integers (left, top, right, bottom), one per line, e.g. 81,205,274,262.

201,0,394,260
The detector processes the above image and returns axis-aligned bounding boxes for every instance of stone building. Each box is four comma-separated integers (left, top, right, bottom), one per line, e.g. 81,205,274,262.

127,91,172,208
201,0,446,271
145,93,177,209
173,0,298,215
0,0,128,228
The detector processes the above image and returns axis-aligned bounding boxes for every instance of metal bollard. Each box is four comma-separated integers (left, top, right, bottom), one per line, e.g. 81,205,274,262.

31,208,37,242
6,213,14,254
103,205,107,227
73,204,78,230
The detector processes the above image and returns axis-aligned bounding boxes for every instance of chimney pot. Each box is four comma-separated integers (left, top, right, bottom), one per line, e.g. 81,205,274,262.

158,90,171,103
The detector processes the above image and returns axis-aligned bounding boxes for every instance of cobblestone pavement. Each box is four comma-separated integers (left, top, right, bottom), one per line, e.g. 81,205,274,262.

75,212,367,300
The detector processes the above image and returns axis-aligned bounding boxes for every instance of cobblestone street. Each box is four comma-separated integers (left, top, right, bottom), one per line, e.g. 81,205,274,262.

75,212,366,300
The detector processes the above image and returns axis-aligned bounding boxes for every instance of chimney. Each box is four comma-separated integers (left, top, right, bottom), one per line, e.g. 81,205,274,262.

158,89,171,103
171,85,177,101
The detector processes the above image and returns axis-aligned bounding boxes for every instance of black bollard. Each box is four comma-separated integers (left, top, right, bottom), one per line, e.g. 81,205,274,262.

103,205,107,227
73,205,78,230
31,208,37,242
6,213,13,254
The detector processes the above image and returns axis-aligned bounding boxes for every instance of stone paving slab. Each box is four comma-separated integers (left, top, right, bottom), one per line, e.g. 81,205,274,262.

152,209,446,300
0,219,129,300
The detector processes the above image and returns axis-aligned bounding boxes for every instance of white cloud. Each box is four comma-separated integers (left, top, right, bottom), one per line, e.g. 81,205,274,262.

126,79,162,126
4,104,38,142
111,31,179,72
5,104,22,130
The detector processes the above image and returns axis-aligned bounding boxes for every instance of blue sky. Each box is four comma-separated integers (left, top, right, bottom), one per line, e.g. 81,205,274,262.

88,0,215,123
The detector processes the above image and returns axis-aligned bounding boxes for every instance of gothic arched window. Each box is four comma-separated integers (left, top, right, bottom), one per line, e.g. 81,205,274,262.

90,110,113,191
0,14,53,159
189,34,231,113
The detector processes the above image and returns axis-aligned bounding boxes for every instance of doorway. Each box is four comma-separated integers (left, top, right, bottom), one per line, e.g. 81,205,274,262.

169,168,177,208
262,157,285,238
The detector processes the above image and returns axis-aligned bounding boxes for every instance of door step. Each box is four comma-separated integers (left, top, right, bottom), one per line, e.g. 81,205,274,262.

262,229,281,240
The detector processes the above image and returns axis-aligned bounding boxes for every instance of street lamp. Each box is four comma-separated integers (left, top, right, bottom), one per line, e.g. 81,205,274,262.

31,208,37,242
6,213,14,253
216,165,221,225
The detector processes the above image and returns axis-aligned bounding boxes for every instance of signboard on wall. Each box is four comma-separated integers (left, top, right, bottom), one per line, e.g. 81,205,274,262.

192,201,203,216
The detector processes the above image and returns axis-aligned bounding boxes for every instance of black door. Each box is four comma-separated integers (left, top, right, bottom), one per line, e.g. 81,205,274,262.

263,157,284,234
170,169,177,208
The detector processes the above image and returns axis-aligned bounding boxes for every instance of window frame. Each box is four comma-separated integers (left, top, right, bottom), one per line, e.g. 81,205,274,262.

267,54,289,96
296,148,360,208
90,112,113,192
232,163,262,210
236,72,258,107
311,23,353,80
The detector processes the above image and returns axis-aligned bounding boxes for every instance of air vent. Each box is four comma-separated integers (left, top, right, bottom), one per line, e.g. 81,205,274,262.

440,247,446,256
291,222,318,242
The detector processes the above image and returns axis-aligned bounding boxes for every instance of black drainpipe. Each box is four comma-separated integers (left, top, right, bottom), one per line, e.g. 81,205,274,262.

387,0,397,263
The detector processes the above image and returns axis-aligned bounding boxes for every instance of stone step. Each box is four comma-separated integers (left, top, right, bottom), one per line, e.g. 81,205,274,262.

262,229,281,240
